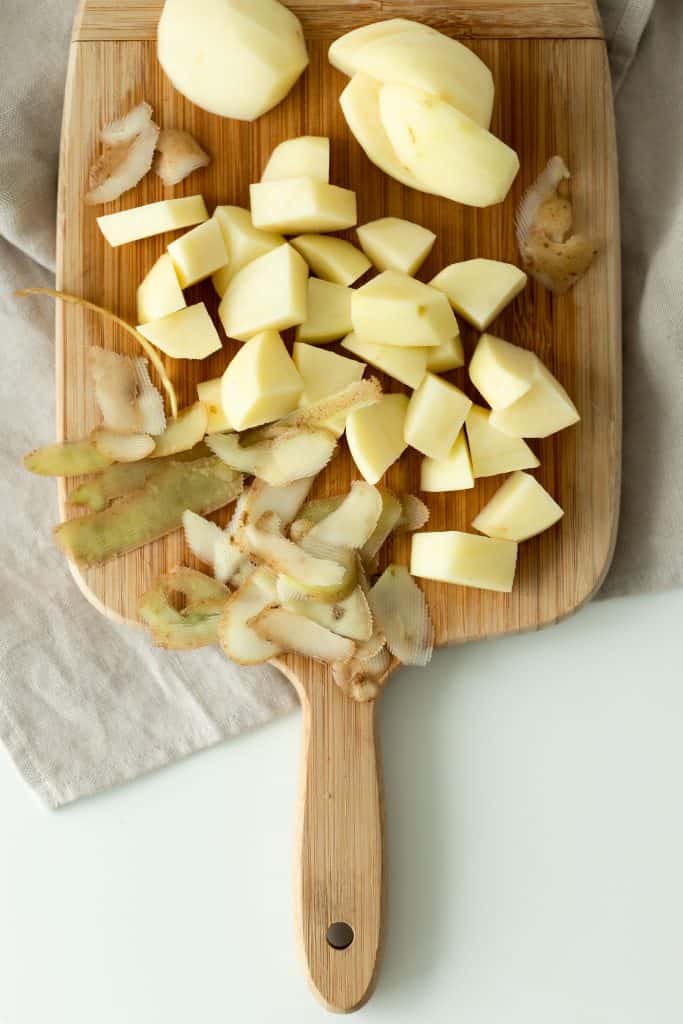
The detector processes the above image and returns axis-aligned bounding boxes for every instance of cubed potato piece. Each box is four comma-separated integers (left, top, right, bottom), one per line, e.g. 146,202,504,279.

295,278,352,344
420,431,473,492
211,206,284,297
197,378,232,433
472,471,564,541
339,74,422,190
292,342,365,436
290,234,371,285
404,373,472,460
465,405,539,477
379,84,519,207
341,331,427,388
430,259,527,330
357,217,436,276
469,334,536,409
97,195,208,247
250,178,357,234
262,136,330,183
221,330,302,430
137,302,222,359
352,270,458,348
346,392,409,484
489,357,580,438
331,20,494,129
411,530,518,592
157,0,308,122
167,218,228,288
329,18,419,76
136,253,186,324
425,334,465,373
218,243,308,341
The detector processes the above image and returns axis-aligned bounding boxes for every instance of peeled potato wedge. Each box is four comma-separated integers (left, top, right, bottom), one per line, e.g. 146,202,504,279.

290,234,371,286
261,136,330,183
411,530,519,592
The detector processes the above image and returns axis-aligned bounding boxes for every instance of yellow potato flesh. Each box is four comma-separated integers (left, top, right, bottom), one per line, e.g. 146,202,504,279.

465,405,539,478
290,234,371,285
292,342,365,437
411,530,518,592
351,270,458,348
167,218,228,288
420,431,474,492
97,195,208,247
137,302,222,359
341,331,427,389
295,278,352,344
472,471,564,542
425,334,465,373
221,330,303,431
430,259,527,331
250,178,357,234
136,253,186,324
211,206,283,298
488,357,580,438
357,216,436,276
261,136,330,183
197,378,232,433
218,243,308,341
404,373,472,461
468,333,536,410
346,392,409,484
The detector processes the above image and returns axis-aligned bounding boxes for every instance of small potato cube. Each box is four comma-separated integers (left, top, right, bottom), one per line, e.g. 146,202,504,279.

341,332,427,388
357,216,436,276
430,258,527,331
97,195,208,247
295,278,352,344
425,334,465,373
218,243,308,341
472,471,564,541
465,405,539,478
292,342,365,436
420,431,474,492
346,392,409,484
221,330,303,430
469,333,536,409
351,270,458,348
404,373,472,461
489,356,580,438
250,177,357,233
137,302,222,359
290,234,371,285
168,218,228,288
211,206,284,297
136,253,186,324
261,136,330,183
197,378,232,433
411,530,518,592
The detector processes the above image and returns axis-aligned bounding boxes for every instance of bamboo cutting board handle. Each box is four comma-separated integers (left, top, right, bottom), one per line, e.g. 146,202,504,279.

289,666,384,1012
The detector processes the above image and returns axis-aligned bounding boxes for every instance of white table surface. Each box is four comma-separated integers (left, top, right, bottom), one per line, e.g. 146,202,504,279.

2,587,683,1024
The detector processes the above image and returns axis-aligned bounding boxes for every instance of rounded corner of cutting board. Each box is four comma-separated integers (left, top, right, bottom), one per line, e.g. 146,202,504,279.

57,0,621,641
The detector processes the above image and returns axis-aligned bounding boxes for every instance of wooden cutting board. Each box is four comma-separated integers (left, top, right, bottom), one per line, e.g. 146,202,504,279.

56,0,620,1012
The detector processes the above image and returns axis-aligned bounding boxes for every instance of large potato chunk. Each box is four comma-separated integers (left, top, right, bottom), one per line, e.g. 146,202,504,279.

295,278,352,344
167,218,228,288
97,195,208,247
292,342,365,436
465,405,539,478
339,74,422,190
136,253,186,324
488,356,580,438
329,18,419,77
197,378,232,433
346,392,409,484
411,531,518,592
379,84,519,207
221,331,303,430
341,332,427,389
404,373,472,461
351,270,458,348
250,178,357,234
425,334,465,373
157,0,308,122
261,136,330,183
420,430,474,492
211,206,284,297
472,471,564,541
290,234,371,286
335,22,494,128
137,302,222,359
357,217,436,276
430,259,527,330
469,333,536,410
218,243,308,341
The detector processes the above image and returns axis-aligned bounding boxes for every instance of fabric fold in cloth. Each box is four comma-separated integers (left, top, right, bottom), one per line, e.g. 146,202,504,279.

0,0,680,807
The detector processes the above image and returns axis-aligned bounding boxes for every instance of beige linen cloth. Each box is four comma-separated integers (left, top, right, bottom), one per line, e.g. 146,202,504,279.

1,0,680,807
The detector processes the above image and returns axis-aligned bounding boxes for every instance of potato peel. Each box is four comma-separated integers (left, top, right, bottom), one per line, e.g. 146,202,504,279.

54,456,242,567
24,439,114,477
139,567,228,650
369,564,434,666
250,606,356,665
16,288,178,418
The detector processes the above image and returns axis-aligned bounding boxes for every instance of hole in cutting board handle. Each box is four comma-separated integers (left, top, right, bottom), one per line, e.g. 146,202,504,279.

326,921,354,950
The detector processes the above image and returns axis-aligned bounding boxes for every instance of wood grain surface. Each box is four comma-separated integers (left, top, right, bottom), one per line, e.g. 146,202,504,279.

56,0,620,1011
